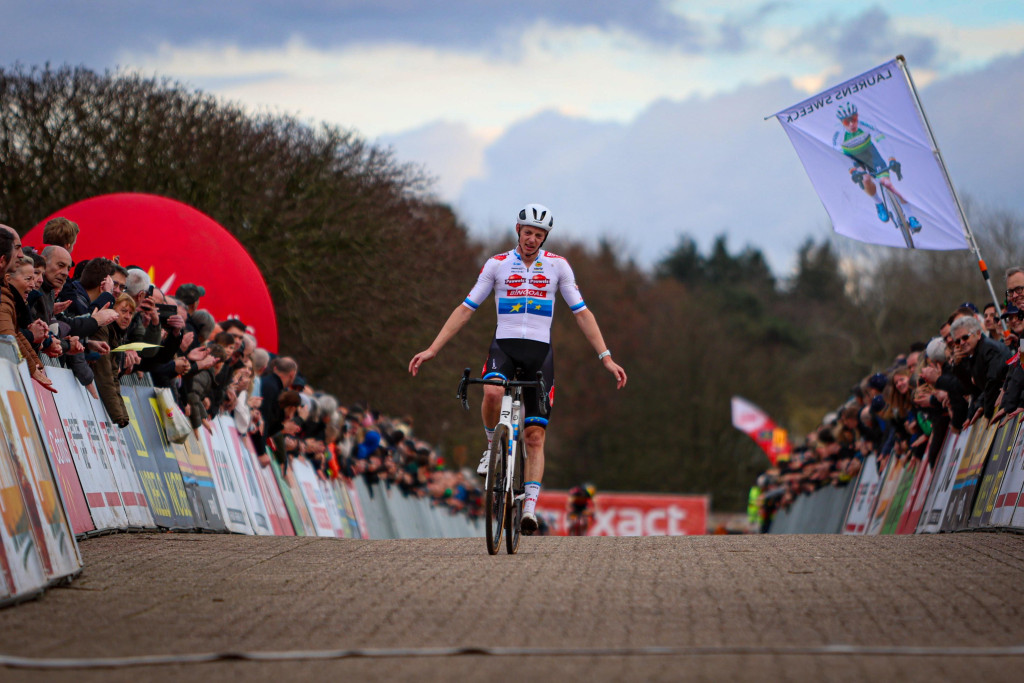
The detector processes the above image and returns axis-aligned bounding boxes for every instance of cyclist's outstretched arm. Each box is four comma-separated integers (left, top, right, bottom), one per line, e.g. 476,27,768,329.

409,304,475,376
573,309,627,389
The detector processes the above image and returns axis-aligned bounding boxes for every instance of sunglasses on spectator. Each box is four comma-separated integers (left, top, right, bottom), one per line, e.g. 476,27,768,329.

950,333,974,346
1007,286,1024,299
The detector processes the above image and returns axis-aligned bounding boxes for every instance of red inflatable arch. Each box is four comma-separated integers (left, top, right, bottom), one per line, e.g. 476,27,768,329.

27,193,278,352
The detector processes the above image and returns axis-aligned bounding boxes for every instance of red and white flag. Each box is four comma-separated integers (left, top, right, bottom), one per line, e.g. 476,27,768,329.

731,396,792,465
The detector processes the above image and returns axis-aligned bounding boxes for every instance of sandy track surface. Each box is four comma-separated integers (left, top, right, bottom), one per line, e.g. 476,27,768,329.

2,532,1024,681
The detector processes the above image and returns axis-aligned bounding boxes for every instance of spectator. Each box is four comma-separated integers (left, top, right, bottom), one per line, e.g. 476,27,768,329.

268,390,303,472
260,356,298,439
982,302,1001,340
0,225,23,273
191,309,216,344
1001,304,1024,351
65,257,116,316
185,342,228,433
91,293,139,427
0,249,53,390
949,315,1012,425
42,216,79,254
174,283,205,326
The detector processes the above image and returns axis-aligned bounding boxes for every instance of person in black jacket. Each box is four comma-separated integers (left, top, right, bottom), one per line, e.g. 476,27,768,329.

949,315,1012,425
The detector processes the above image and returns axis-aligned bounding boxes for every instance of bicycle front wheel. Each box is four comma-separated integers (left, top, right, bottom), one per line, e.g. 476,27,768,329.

884,186,914,248
485,425,509,555
505,438,524,554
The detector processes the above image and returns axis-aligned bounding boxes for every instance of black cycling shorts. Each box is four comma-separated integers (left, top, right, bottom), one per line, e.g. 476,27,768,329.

482,338,554,427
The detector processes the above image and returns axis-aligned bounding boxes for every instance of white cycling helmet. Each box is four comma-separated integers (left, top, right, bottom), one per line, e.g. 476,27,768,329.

517,203,554,231
836,102,858,120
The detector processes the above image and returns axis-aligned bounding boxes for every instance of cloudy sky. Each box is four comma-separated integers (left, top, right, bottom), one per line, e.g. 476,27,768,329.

3,1,1023,272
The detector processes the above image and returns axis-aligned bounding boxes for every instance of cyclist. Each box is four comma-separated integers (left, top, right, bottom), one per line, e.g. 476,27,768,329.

565,483,596,536
831,102,921,232
409,204,627,535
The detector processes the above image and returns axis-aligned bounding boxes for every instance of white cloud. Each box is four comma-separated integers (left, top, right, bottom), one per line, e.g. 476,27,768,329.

121,19,863,140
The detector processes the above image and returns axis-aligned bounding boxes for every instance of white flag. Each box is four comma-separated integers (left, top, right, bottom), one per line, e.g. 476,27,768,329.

775,58,968,250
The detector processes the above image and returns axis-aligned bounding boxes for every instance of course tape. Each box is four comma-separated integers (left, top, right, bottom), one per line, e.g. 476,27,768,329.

3,644,1024,669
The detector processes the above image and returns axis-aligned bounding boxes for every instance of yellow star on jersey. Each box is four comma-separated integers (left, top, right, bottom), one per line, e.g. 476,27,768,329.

510,303,524,312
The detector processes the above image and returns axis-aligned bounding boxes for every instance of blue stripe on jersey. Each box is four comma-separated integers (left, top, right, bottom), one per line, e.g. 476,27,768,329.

463,297,479,310
498,297,553,317
569,300,586,312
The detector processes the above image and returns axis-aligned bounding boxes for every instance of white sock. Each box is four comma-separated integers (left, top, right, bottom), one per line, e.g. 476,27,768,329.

484,427,494,451
524,482,541,515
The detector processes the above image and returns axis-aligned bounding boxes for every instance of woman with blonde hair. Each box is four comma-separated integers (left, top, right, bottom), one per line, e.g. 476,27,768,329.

1,255,54,391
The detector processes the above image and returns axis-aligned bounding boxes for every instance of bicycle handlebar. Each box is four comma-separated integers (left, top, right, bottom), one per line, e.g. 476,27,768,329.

456,367,548,416
850,159,903,188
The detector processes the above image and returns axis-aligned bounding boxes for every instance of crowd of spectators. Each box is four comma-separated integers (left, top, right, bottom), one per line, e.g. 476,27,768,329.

0,216,483,522
753,269,1024,531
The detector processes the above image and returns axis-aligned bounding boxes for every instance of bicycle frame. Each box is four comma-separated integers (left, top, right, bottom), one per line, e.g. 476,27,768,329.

850,160,915,248
457,367,547,554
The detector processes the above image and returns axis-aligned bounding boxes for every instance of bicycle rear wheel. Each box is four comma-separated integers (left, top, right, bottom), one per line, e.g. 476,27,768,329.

505,438,524,554
884,186,914,248
485,426,508,555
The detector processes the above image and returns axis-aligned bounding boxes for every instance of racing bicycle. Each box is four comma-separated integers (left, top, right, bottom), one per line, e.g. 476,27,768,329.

851,159,919,249
457,367,548,555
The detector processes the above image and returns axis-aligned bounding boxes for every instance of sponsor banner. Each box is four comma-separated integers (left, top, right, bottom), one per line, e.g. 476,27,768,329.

895,456,933,534
121,384,193,529
941,420,998,531
48,369,128,531
993,420,1024,527
971,415,1022,527
173,433,227,532
269,458,312,537
197,425,252,534
843,454,882,534
331,479,364,539
341,479,368,539
0,360,80,580
290,457,335,537
214,417,272,535
919,427,969,533
17,364,93,535
239,434,292,536
880,458,918,534
124,381,221,531
536,491,707,536
774,58,968,250
866,457,903,535
82,385,155,528
319,480,347,538
0,418,46,604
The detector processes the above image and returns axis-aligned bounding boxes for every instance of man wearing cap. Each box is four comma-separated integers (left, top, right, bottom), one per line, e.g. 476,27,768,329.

175,283,205,315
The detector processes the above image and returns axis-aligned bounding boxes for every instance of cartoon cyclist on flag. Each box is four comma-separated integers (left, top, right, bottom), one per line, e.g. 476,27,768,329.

832,101,922,233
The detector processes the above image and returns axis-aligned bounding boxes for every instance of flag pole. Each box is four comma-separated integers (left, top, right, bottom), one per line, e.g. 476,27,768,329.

896,55,1005,320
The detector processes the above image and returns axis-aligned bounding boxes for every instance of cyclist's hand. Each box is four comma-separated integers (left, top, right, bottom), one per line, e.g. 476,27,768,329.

408,349,436,376
603,356,627,389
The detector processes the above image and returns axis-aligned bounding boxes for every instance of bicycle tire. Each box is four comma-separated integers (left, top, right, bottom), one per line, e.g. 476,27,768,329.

884,186,914,248
485,425,508,555
505,436,524,554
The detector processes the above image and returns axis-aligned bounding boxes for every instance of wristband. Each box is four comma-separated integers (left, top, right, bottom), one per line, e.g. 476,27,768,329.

597,350,611,360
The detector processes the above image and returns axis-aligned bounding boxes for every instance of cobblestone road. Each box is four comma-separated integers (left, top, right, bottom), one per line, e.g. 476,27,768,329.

2,532,1023,681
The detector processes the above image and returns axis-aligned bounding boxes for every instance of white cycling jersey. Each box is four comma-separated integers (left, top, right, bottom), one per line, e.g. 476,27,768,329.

463,248,586,344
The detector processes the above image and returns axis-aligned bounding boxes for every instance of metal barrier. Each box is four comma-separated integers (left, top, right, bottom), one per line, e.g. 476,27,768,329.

769,484,856,534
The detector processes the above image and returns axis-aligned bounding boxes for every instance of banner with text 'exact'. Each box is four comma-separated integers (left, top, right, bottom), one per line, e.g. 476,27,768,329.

775,58,967,251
